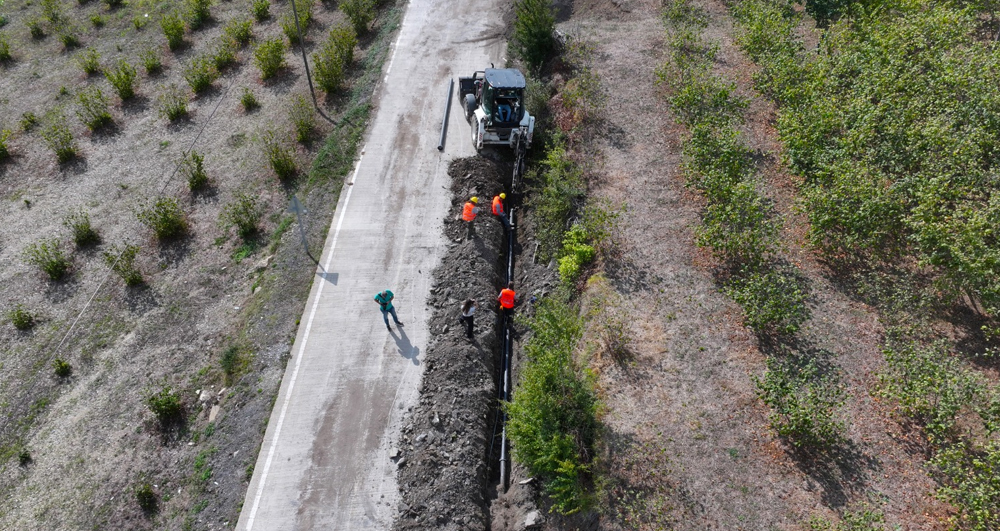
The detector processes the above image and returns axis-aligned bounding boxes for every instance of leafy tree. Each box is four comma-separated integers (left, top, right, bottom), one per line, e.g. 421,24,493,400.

512,0,555,71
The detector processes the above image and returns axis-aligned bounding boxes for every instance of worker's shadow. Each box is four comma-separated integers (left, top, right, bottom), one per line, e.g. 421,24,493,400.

389,327,420,366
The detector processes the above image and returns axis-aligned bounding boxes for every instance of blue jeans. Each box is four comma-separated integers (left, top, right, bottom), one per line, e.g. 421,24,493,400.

381,306,400,326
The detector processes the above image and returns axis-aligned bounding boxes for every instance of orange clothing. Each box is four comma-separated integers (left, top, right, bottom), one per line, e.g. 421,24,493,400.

498,288,516,309
462,202,478,221
492,195,505,216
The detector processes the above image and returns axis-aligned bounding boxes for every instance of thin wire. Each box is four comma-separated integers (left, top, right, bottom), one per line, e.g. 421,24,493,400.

288,0,336,125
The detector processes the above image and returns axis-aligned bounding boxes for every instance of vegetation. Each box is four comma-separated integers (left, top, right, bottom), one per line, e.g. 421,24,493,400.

136,196,188,240
27,18,45,40
211,38,237,71
63,209,100,247
528,135,584,260
7,304,36,330
157,84,188,121
313,23,356,94
20,111,38,132
511,0,555,71
506,297,597,515
557,224,595,286
185,0,212,30
23,238,71,281
52,359,72,378
263,130,296,180
160,11,186,51
253,37,285,79
103,243,144,286
75,47,101,75
280,0,313,44
57,27,80,50
183,55,219,93
754,355,845,449
135,483,158,513
75,86,113,131
340,0,375,34
139,46,162,74
104,59,138,101
223,17,253,47
240,87,259,112
289,94,317,143
0,31,13,63
0,128,10,161
184,151,209,191
251,0,270,22
146,386,184,427
220,191,264,240
40,109,78,163
931,441,1000,531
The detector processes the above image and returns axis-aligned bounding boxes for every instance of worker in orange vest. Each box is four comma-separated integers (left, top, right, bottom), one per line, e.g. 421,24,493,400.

461,196,480,239
492,192,510,229
498,281,516,317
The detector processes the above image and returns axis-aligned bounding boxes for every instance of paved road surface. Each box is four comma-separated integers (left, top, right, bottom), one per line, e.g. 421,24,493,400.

235,0,506,529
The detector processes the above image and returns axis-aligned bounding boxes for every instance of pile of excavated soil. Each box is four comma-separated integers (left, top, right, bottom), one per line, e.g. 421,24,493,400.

393,156,509,531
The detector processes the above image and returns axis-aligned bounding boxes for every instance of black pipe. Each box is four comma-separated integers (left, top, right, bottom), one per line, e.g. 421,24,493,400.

438,79,454,151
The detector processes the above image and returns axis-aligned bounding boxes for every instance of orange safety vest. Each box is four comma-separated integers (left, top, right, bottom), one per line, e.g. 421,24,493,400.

498,288,516,309
462,202,477,221
492,195,504,216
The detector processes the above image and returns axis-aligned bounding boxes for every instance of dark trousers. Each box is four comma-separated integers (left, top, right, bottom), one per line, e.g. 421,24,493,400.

496,213,510,230
459,315,474,338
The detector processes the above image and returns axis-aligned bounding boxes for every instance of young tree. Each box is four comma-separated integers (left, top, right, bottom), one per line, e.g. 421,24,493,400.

512,0,555,71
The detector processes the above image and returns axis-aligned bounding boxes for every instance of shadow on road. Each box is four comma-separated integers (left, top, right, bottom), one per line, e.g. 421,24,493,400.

390,326,420,365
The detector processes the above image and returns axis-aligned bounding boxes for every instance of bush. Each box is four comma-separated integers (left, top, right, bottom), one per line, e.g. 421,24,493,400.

63,209,100,246
289,94,317,143
57,28,81,50
280,1,313,44
75,47,101,75
41,0,63,22
251,0,270,22
340,0,375,34
20,112,38,132
931,441,1000,531
220,346,243,384
104,59,138,101
8,304,35,330
52,359,72,378
184,151,208,191
23,238,71,281
183,55,218,93
0,31,12,63
146,386,184,427
506,298,597,515
135,483,158,513
139,46,162,74
157,84,188,121
220,191,264,240
185,0,213,30
223,17,253,47
90,14,105,27
75,86,113,131
253,37,285,79
313,23,356,93
40,110,78,163
18,449,31,466
557,224,595,286
160,12,186,51
724,266,809,335
103,0,123,8
512,0,554,70
103,243,144,286
27,19,45,40
529,136,585,259
263,131,296,180
211,38,237,71
754,355,844,450
240,87,259,112
136,196,187,240
0,128,10,161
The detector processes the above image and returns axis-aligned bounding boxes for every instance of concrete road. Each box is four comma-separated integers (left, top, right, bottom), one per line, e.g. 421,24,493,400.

235,0,506,529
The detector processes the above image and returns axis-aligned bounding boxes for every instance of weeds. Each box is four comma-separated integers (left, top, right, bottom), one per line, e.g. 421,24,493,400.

103,243,144,286
186,0,212,30
313,23,356,94
75,86,113,131
52,358,72,378
136,196,187,240
240,87,259,112
220,345,245,384
340,0,375,34
104,59,138,100
289,94,317,143
23,238,71,281
160,11,186,51
223,17,252,47
183,151,208,191
20,112,38,132
63,209,100,246
139,46,162,74
40,109,79,163
253,37,285,79
157,84,188,121
220,191,264,240
251,0,270,22
262,130,296,180
18,449,31,466
75,47,101,75
183,55,218,93
8,304,35,330
146,386,184,427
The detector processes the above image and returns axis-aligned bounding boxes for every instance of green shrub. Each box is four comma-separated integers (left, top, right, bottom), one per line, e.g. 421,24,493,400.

557,224,595,285
63,209,100,246
160,12,186,50
41,0,63,23
313,23,356,93
529,136,584,259
931,441,1000,531
102,243,144,286
183,55,218,93
280,1,313,44
139,46,162,74
20,112,38,132
136,196,188,240
27,19,45,40
0,31,12,63
40,110,78,163
103,0,124,8
184,151,208,191
724,266,809,335
8,304,35,330
340,0,375,34
104,59,138,101
146,386,184,427
754,355,844,450
289,94,316,143
57,28,80,50
211,38,237,71
0,129,10,161
18,449,31,466
75,86,113,131
251,0,270,22
506,298,597,515
23,238,71,281
185,0,212,30
157,84,188,121
52,358,72,378
220,346,243,384
807,504,888,531
263,131,296,180
511,0,554,70
133,15,149,30
223,17,253,47
90,14,105,28
253,37,285,79
75,47,101,75
135,483,158,513
240,87,259,112
220,191,264,240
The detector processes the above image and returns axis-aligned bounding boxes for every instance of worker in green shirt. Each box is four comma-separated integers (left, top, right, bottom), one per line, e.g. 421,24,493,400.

374,289,404,331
